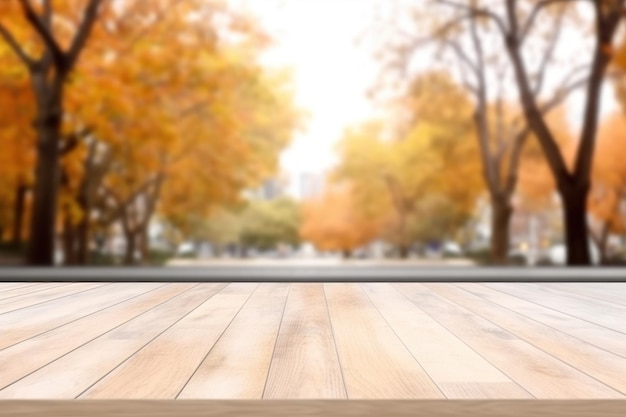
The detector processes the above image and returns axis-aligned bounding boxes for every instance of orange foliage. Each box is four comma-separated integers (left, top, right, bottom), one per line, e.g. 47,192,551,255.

588,114,626,234
300,185,383,254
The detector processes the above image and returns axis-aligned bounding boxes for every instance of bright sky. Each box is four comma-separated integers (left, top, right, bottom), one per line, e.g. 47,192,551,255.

231,0,383,196
230,0,619,198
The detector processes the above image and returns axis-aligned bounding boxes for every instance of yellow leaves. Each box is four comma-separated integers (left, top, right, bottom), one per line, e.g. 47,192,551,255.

59,191,84,226
300,186,383,252
611,33,626,71
586,113,626,231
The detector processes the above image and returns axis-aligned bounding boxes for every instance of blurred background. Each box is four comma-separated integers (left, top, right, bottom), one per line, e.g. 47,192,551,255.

1,0,626,267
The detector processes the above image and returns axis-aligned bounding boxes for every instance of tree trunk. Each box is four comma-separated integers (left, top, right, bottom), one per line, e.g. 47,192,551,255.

11,183,28,248
595,221,611,265
342,249,352,259
398,245,409,259
490,196,513,265
124,231,137,266
140,224,150,264
75,190,91,265
560,185,591,266
26,84,63,266
62,214,77,266
76,216,90,265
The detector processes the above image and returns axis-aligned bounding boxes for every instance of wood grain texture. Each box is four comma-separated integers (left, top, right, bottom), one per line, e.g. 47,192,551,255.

540,283,626,307
0,283,38,291
1,282,625,401
1,400,625,417
471,284,626,358
0,284,66,302
263,283,346,399
396,284,623,399
80,283,258,399
425,283,626,395
178,283,289,399
324,283,443,399
0,283,162,350
361,283,530,399
0,283,191,389
0,284,227,399
487,283,626,333
0,283,105,314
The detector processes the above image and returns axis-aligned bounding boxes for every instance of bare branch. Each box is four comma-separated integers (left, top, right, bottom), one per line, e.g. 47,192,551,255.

520,0,587,43
0,23,36,68
435,0,509,37
67,0,105,70
532,7,566,97
443,38,479,77
18,0,65,68
504,128,530,194
43,0,53,28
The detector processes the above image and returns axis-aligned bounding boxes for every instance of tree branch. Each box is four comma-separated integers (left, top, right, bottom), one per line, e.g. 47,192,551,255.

520,0,588,43
574,0,624,183
0,23,36,68
18,0,65,68
532,7,566,97
66,0,105,70
435,0,509,37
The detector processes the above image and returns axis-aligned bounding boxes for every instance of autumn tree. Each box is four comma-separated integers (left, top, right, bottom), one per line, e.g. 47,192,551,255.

0,42,35,248
333,73,482,257
427,0,625,265
300,186,383,258
0,0,107,265
373,0,604,264
586,114,626,262
29,1,301,265
239,198,301,252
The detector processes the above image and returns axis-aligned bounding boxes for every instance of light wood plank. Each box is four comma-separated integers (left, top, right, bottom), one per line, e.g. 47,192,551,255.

0,283,167,350
540,283,626,307
0,283,35,291
179,283,289,399
80,283,258,399
395,283,623,398
0,283,105,314
425,283,626,395
488,283,626,334
0,283,192,389
474,283,626,358
263,283,346,399
361,283,530,399
324,283,443,399
0,284,63,301
0,283,227,399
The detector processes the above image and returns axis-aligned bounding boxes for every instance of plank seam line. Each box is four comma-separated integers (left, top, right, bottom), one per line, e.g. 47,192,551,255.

0,283,178,391
174,283,261,399
433,284,626,397
74,283,229,399
322,284,350,399
484,283,626,343
470,283,626,360
0,283,111,316
0,283,71,303
0,283,167,353
392,283,536,399
260,284,292,399
539,283,626,309
359,283,446,399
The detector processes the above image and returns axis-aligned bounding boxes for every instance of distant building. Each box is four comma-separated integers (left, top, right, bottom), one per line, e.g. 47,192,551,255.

299,172,325,201
247,177,287,201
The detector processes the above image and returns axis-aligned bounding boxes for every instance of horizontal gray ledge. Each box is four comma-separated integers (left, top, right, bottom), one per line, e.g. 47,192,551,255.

0,266,625,282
